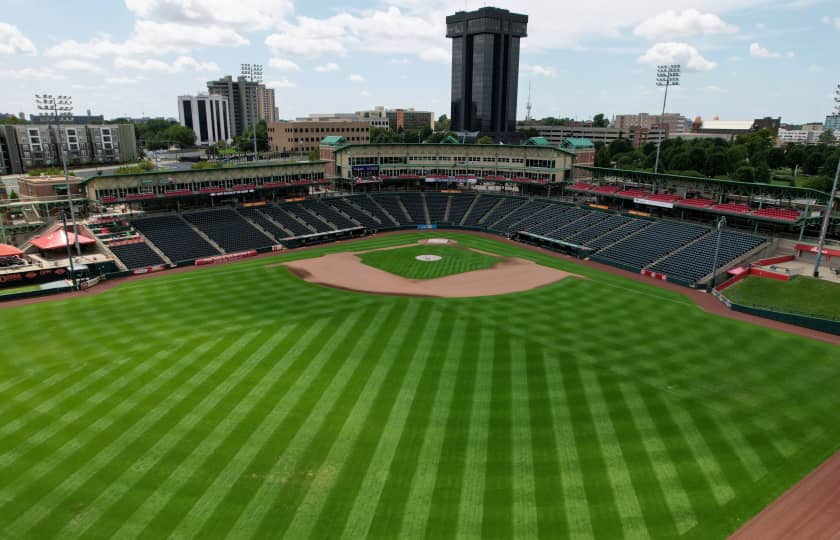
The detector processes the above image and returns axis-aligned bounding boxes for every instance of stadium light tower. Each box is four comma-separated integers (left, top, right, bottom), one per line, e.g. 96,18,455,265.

654,64,680,174
35,94,81,258
708,215,726,291
812,82,840,277
241,63,263,163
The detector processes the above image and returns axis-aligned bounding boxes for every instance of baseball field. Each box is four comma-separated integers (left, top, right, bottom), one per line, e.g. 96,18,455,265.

1,231,839,539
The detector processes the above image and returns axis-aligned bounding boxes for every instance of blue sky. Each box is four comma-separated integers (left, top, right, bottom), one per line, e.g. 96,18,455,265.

1,0,838,124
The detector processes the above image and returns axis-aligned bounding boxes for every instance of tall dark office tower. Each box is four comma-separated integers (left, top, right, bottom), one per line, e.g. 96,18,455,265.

446,7,527,140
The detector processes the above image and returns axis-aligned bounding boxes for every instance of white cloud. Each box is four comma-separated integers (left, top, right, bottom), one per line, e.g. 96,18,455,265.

124,0,293,30
418,47,449,63
809,64,825,73
704,85,727,93
389,58,410,65
638,42,717,71
267,78,296,89
105,76,139,85
115,55,219,73
749,42,780,58
347,73,364,82
314,62,340,73
268,57,300,72
633,9,737,40
822,16,840,29
360,90,371,97
55,59,103,73
786,51,795,58
45,21,247,58
0,67,63,80
0,22,36,55
522,64,556,77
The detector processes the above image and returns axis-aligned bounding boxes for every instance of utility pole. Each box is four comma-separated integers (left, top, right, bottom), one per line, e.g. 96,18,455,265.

654,64,680,174
708,216,726,291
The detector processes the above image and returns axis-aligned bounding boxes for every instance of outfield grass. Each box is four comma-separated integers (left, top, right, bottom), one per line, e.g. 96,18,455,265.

358,244,499,279
0,232,839,539
726,275,840,320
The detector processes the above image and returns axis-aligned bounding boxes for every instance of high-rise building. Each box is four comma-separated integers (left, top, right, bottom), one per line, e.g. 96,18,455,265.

825,115,840,132
614,113,688,134
178,94,232,146
385,109,434,132
446,6,527,139
257,85,276,123
206,75,260,137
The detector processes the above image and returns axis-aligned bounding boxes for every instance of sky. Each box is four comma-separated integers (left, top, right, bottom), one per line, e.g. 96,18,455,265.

1,0,838,124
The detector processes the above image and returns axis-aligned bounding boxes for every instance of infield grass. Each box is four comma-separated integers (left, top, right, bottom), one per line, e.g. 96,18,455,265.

358,243,499,279
0,232,839,539
726,275,840,319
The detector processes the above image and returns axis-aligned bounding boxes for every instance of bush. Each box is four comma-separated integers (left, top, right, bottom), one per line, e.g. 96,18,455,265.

191,161,221,170
27,167,74,177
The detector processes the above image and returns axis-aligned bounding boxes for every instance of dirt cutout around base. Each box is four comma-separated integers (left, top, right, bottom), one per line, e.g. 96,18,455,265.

729,449,840,540
283,242,579,298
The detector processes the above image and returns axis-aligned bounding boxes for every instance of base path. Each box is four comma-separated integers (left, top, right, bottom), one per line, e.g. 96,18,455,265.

284,251,578,298
729,449,840,540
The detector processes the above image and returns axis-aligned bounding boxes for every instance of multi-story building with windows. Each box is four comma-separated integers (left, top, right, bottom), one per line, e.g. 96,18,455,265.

522,124,667,148
257,85,276,123
267,120,371,154
446,7,528,140
207,75,260,137
614,113,688,133
178,94,232,146
825,115,840,133
385,109,434,132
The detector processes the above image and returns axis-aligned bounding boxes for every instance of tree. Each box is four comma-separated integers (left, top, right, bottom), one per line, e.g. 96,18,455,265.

735,165,755,183
594,146,611,167
477,135,494,144
726,145,748,173
8,189,18,200
308,149,320,161
754,163,771,183
767,147,786,170
669,151,694,172
435,114,450,132
592,113,609,128
161,124,197,147
803,152,824,175
608,138,633,156
786,145,806,171
819,130,837,144
1,116,26,124
703,150,728,177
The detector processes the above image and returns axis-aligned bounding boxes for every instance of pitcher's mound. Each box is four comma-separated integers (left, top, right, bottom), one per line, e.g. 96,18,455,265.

284,251,580,298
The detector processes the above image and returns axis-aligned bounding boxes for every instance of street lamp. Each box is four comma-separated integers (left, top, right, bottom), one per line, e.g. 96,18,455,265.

654,64,680,174
241,63,263,163
35,94,81,257
709,215,726,291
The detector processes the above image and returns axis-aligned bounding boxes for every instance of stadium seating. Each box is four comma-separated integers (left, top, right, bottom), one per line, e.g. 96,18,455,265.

283,204,333,233
547,211,610,241
583,218,653,251
593,220,709,271
712,202,752,214
299,199,357,229
371,194,411,225
237,207,291,239
324,198,383,228
184,209,274,252
518,205,576,235
648,229,767,283
446,193,476,225
491,200,553,232
565,214,636,246
591,185,622,194
481,197,528,228
677,198,716,208
110,242,165,269
400,193,428,224
259,206,314,237
131,215,220,263
424,193,449,224
350,195,401,227
752,207,800,222
462,194,502,226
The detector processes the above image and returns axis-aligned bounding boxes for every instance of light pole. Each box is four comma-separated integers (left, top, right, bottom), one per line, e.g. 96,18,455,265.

709,215,726,291
60,210,78,290
812,85,840,277
654,64,680,174
35,94,81,257
241,63,263,163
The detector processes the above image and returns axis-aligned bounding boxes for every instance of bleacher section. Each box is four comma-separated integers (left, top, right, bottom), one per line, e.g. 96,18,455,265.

593,220,709,271
492,200,552,232
371,195,411,225
283,204,333,233
446,193,476,225
400,193,427,224
184,209,274,252
649,230,767,284
462,195,501,227
259,206,314,237
517,205,574,235
752,207,801,222
238,207,291,239
566,215,634,246
547,211,610,241
300,200,356,230
424,193,449,224
481,197,528,228
132,215,220,263
584,219,652,251
328,198,385,228
109,242,165,270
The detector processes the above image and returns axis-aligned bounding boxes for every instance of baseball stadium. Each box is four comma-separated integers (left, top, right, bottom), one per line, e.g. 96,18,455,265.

1,141,840,539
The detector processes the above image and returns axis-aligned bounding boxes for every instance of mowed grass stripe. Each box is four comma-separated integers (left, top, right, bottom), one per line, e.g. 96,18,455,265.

523,344,570,538
395,317,466,539
168,310,373,538
0,336,227,537
8,332,262,538
455,327,494,539
223,302,422,539
290,308,445,539
69,323,301,539
509,338,539,539
620,382,698,535
338,310,450,539
251,303,435,539
424,315,482,539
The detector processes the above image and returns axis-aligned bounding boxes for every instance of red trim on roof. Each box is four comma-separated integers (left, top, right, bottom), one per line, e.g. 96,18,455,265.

0,244,23,257
31,229,95,251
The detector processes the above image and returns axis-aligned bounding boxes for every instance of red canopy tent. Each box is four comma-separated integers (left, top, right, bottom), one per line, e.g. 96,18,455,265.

0,244,23,257
31,229,95,251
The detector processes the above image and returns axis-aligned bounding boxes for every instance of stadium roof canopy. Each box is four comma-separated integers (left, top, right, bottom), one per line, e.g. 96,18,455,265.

561,138,595,149
31,229,95,251
525,136,553,146
0,244,23,257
